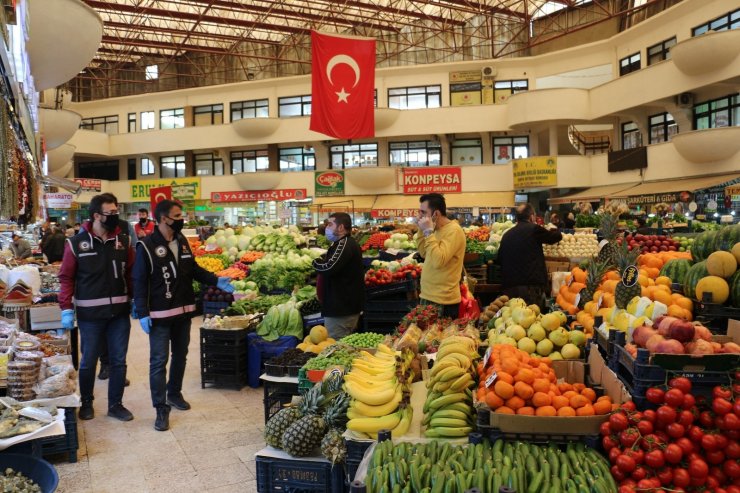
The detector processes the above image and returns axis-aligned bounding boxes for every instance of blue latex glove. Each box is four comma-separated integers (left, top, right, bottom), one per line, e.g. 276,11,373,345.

61,309,75,330
139,316,152,334
217,277,235,293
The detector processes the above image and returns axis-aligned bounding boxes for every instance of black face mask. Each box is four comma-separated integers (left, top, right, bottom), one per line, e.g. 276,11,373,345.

168,218,184,234
139,218,148,225
101,214,119,232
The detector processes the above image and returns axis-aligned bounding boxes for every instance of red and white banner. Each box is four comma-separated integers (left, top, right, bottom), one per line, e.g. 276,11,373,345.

150,186,172,214
74,178,102,192
309,31,376,139
402,167,462,195
211,189,308,203
371,209,418,219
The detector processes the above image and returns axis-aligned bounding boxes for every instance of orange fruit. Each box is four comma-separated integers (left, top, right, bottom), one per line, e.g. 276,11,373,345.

557,406,577,416
675,297,693,312
514,381,534,400
535,406,557,417
515,369,535,385
597,395,611,402
576,404,595,416
494,381,515,400
580,388,597,403
501,358,519,375
497,372,514,385
477,388,487,401
486,391,505,410
532,392,552,408
495,406,515,415
572,383,586,392
516,406,535,416
569,394,589,409
558,382,573,393
655,276,671,287
653,290,673,306
593,399,612,415
540,357,552,367
532,379,550,393
563,390,579,401
552,395,570,410
505,396,526,411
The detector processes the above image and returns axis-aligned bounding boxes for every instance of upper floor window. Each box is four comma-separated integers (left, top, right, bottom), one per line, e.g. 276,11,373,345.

451,139,482,165
141,111,156,130
494,80,528,104
694,94,740,129
194,153,224,176
622,122,642,149
388,86,441,110
193,104,223,126
160,108,185,129
278,95,311,117
78,160,119,181
493,136,528,164
619,53,641,76
80,115,118,135
279,147,315,172
127,113,136,133
389,141,441,167
141,157,154,176
648,112,678,144
693,8,740,36
231,99,269,121
647,37,677,65
161,155,186,178
231,150,269,174
330,143,378,169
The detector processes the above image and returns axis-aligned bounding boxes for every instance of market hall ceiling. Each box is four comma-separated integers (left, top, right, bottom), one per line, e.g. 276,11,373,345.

70,0,681,99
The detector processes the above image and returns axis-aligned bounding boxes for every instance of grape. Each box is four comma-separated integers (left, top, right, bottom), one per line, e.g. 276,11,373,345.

340,332,384,348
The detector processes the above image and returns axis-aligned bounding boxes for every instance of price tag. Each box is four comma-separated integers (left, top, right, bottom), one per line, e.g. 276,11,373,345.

329,367,344,378
596,294,604,310
598,239,609,250
205,243,218,252
622,265,639,287
482,346,492,368
495,309,502,318
574,293,581,307
485,371,498,388
566,276,573,287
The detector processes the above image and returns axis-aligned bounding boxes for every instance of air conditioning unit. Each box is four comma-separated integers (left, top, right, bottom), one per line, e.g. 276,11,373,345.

676,92,694,108
481,66,497,78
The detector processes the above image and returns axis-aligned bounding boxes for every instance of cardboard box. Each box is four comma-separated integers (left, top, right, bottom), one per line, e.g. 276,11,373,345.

29,305,62,331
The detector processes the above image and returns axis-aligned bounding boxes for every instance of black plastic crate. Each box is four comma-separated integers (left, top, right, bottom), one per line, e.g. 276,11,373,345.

593,329,616,360
263,380,299,424
201,343,248,358
203,301,230,316
200,327,249,345
345,438,372,482
40,407,78,463
365,276,418,300
477,424,601,450
256,454,345,493
201,369,247,389
264,363,285,378
201,354,246,372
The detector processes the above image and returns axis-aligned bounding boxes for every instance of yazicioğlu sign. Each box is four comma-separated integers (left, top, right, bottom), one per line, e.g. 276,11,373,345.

211,189,308,203
131,177,201,200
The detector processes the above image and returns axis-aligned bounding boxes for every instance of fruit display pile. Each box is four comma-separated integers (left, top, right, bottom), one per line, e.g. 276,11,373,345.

627,317,740,355
620,233,681,253
297,325,336,353
202,286,234,303
340,332,385,348
464,225,490,241
543,233,600,258
601,378,740,492
364,264,421,288
303,346,358,370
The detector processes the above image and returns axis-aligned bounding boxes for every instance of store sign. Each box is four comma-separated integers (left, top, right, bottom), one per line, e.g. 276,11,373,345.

131,177,201,201
44,193,73,209
726,185,740,202
624,191,692,206
402,167,462,194
449,70,482,82
371,209,418,218
74,178,101,192
314,171,345,197
211,189,308,203
512,156,557,189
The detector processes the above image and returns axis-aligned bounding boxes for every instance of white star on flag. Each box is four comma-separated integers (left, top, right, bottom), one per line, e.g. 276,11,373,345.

336,87,350,103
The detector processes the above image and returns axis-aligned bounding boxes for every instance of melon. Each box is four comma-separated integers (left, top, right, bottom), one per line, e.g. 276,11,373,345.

712,224,740,253
706,251,738,278
659,259,692,285
691,231,717,261
730,270,740,308
695,276,730,304
683,260,709,300
733,242,740,265
309,325,328,344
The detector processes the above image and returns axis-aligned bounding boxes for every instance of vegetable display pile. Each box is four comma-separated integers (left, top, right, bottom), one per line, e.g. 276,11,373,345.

299,298,321,316
215,265,248,279
247,250,317,291
202,286,234,303
239,251,265,263
464,225,490,241
195,256,226,273
256,300,304,341
601,377,740,493
362,233,391,252
222,294,291,315
465,238,487,254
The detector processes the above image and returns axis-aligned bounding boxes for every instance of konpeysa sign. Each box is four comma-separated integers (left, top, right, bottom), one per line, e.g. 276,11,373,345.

371,209,418,218
314,171,345,197
402,167,462,194
211,189,307,203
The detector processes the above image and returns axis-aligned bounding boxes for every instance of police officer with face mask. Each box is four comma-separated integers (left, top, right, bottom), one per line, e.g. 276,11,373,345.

132,200,234,432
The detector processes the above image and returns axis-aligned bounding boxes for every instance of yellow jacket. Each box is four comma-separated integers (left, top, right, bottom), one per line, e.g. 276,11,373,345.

415,220,466,305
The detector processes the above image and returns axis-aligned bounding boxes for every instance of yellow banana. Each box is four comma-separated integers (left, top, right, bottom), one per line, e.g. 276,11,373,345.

351,360,395,374
432,380,453,393
344,375,396,393
449,373,473,392
429,359,460,378
345,381,399,406
347,408,364,420
347,367,396,382
428,392,466,411
437,401,472,414
441,336,476,350
437,366,466,383
437,344,475,361
444,352,472,370
430,409,471,421
429,417,470,428
361,350,395,363
376,344,398,356
347,411,402,433
349,388,403,417
390,407,412,437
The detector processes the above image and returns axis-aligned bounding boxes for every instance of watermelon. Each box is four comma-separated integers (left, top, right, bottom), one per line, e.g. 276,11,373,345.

731,270,740,308
712,224,740,253
691,230,717,261
660,258,693,285
683,260,709,300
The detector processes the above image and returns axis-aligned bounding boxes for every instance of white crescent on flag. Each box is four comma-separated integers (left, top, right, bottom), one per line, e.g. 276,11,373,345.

326,54,360,88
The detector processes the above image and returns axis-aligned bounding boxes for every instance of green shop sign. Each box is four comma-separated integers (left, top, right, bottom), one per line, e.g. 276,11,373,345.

315,171,345,197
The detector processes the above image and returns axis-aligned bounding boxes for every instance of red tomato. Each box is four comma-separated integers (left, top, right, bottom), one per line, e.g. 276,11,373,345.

726,440,740,459
616,454,637,473
646,387,665,405
656,405,677,425
621,401,637,412
619,486,636,493
610,413,630,432
724,412,740,431
645,449,665,468
734,399,740,416
706,449,725,465
689,458,709,478
715,415,727,430
642,409,657,423
664,388,685,408
637,420,654,436
600,421,613,437
629,411,643,425
669,377,692,394
664,443,683,464
714,434,729,449
675,437,694,456
725,459,740,479
603,435,619,452
705,475,720,490
637,479,656,490
688,425,704,443
710,465,728,485
672,468,691,488
625,448,645,465
656,466,673,486
609,446,622,464
655,430,670,443
630,465,647,482
702,434,720,452
714,386,733,399
620,428,640,448
677,410,694,427
611,464,626,482
667,422,686,439
681,393,696,410
641,434,664,452
728,486,740,493
699,411,715,428
714,397,734,416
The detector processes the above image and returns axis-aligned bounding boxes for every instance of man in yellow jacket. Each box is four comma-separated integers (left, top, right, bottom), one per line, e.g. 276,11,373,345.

414,193,467,318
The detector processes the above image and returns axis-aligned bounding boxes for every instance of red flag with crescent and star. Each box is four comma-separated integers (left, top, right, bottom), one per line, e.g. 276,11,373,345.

310,31,376,139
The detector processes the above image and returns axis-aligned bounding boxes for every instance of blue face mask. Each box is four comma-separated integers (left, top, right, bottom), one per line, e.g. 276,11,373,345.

325,228,340,242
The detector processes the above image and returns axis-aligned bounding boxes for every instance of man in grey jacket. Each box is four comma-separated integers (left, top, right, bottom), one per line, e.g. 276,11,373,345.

10,233,31,260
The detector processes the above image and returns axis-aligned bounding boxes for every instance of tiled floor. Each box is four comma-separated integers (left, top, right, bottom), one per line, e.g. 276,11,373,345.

51,317,264,493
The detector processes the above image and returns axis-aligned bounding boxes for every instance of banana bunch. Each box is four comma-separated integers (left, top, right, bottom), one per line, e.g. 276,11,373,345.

423,336,478,438
345,344,413,438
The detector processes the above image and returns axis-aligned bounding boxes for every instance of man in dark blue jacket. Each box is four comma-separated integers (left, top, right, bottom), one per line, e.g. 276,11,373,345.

133,200,233,431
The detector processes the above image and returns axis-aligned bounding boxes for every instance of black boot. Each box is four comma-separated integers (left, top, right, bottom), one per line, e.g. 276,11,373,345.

154,406,170,431
79,401,94,420
166,394,191,411
98,364,109,380
108,403,134,422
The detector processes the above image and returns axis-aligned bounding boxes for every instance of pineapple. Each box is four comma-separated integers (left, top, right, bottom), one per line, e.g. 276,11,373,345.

597,214,619,267
320,392,350,464
264,383,322,449
281,385,327,456
578,258,610,309
614,242,641,309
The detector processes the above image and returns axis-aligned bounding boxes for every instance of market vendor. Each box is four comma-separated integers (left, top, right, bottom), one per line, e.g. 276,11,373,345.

135,208,155,239
415,193,466,319
312,212,364,339
9,233,31,260
499,203,562,310
132,199,234,432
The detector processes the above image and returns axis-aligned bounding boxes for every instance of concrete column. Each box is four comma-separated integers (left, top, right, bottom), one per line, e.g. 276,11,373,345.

549,124,558,156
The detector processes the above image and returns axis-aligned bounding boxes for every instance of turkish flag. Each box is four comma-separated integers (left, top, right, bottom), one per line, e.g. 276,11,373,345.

150,186,172,217
310,31,376,139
